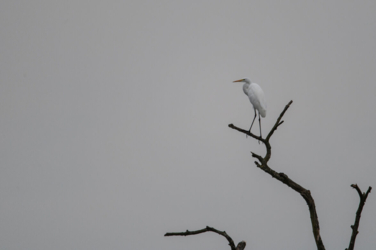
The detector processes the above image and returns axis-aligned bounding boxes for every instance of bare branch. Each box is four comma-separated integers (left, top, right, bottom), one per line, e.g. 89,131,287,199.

350,184,363,198
229,100,326,250
346,185,372,250
265,100,293,142
166,100,372,250
165,226,238,250
250,151,263,164
228,100,293,144
228,124,265,143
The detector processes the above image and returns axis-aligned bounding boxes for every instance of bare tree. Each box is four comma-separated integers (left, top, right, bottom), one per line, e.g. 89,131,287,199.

165,101,372,250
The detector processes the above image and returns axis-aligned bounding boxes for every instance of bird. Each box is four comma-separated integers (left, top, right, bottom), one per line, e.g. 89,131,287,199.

233,78,267,139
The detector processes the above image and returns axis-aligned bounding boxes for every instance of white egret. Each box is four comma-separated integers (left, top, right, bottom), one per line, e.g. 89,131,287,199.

233,78,267,138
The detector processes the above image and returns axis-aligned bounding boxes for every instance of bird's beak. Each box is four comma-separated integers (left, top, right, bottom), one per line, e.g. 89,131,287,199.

233,79,244,83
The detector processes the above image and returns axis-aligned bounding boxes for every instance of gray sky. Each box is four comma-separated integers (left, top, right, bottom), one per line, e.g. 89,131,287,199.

1,1,376,250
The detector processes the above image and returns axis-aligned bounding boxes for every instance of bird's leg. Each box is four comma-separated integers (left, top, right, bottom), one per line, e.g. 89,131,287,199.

258,112,262,144
248,109,257,138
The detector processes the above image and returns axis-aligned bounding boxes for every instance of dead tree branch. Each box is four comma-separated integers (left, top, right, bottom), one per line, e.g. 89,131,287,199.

229,100,326,250
165,226,245,250
346,185,372,250
229,100,372,250
165,100,372,250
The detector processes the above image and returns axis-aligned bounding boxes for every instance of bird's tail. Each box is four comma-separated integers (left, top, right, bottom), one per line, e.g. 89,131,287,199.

260,109,266,118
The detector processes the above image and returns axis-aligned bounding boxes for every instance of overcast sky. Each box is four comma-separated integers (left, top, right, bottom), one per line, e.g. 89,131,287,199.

1,1,376,250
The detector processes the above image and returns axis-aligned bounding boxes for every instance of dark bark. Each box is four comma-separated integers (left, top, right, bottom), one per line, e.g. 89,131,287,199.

165,100,371,250
346,185,372,250
229,100,372,250
229,100,326,250
165,226,244,250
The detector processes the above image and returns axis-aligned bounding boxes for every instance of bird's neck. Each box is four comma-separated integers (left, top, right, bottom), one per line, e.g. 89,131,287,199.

242,82,250,95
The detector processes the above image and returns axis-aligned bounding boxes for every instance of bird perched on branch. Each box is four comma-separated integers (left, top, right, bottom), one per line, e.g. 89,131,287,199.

233,78,267,138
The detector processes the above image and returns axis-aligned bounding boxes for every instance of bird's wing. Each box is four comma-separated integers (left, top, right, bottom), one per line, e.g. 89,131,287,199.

248,83,267,117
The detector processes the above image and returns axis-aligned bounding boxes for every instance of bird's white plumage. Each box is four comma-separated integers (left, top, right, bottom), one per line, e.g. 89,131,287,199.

243,81,267,117
233,77,267,137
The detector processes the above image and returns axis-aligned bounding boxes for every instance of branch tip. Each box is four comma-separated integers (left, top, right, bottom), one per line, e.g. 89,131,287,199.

347,184,372,250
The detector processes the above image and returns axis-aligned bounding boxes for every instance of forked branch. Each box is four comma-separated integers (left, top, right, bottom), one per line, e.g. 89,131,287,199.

346,185,372,250
165,100,372,250
165,226,246,250
229,100,372,250
229,100,293,163
229,100,326,250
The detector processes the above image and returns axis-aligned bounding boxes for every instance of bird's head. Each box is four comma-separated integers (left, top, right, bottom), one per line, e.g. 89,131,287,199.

233,78,251,83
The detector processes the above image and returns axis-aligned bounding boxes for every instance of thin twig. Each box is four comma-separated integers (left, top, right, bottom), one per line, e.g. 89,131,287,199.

165,226,238,250
265,100,293,141
250,151,263,164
